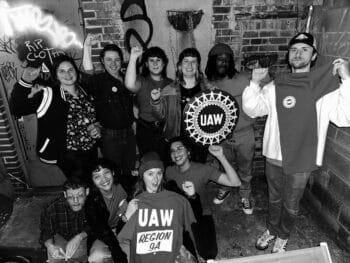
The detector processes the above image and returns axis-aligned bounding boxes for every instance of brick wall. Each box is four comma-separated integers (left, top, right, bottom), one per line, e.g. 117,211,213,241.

305,125,350,249
303,0,350,250
211,0,314,176
81,0,125,71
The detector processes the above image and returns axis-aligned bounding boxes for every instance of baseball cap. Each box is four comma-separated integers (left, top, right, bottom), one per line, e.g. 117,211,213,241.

288,32,317,51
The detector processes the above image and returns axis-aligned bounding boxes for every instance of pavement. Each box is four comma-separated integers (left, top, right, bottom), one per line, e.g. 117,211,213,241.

0,175,349,262
209,175,350,262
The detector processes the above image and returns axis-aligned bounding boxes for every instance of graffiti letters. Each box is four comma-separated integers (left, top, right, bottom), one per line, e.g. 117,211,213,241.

0,61,17,82
24,39,65,66
0,1,82,49
121,0,153,52
0,36,16,54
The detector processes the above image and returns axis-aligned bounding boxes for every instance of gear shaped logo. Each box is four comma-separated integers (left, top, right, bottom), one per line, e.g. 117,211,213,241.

183,90,239,145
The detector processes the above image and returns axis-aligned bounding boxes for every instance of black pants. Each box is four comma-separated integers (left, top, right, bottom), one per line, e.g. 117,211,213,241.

192,215,218,260
58,146,98,182
136,119,168,162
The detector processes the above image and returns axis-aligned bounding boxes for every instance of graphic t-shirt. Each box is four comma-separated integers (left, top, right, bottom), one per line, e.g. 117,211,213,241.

118,190,196,263
166,162,221,215
180,83,202,112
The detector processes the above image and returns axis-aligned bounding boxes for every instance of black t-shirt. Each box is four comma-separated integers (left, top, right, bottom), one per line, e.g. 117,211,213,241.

84,72,134,130
180,83,202,112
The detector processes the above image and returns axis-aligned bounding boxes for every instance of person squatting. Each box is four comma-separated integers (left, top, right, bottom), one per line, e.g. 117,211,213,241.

10,31,350,262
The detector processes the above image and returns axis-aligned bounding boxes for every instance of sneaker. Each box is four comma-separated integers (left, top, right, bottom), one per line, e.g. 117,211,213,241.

255,229,276,250
213,189,230,204
241,198,253,215
271,237,288,253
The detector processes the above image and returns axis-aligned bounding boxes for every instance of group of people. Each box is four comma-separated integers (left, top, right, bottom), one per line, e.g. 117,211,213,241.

10,31,350,262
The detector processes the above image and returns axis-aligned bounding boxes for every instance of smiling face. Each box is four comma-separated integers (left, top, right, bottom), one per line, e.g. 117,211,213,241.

170,141,190,167
180,56,199,78
143,168,163,193
64,187,88,212
146,56,164,76
92,167,114,194
102,50,122,77
288,43,317,73
56,61,77,87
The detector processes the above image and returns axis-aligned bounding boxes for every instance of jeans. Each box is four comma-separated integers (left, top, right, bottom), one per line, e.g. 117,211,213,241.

101,126,136,190
209,129,255,198
265,161,311,239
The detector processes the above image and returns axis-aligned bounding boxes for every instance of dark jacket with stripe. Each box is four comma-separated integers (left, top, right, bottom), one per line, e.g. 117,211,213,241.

10,78,88,164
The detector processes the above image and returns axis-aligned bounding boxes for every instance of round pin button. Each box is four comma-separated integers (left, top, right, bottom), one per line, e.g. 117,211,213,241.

112,86,118,92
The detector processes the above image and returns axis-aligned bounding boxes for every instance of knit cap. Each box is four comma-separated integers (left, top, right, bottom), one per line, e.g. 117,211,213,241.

138,151,164,176
288,32,317,51
208,43,233,57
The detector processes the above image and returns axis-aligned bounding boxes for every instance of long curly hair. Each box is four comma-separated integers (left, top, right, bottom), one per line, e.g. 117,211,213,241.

205,53,238,81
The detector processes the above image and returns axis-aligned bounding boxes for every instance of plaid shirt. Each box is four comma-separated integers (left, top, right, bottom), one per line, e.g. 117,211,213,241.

39,195,89,245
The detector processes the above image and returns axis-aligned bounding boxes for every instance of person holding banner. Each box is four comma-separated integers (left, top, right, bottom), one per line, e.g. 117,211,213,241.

243,32,350,253
118,151,198,263
205,43,256,214
150,48,215,163
165,136,241,262
10,55,100,180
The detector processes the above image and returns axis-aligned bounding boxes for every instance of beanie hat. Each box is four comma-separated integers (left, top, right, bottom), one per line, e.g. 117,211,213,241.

138,151,164,176
288,32,317,51
208,43,233,57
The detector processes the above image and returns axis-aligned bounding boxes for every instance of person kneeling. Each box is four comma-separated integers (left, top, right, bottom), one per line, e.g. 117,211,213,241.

40,177,90,262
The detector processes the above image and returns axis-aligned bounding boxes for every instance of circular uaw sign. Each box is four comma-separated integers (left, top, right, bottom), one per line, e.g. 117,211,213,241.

183,90,239,145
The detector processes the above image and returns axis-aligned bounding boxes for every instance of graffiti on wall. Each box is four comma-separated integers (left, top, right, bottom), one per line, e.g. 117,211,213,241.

0,1,82,49
15,35,66,72
0,36,16,54
0,61,17,83
120,0,153,52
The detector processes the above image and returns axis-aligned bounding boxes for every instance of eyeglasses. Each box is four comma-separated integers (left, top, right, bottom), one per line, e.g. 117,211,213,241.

66,193,85,201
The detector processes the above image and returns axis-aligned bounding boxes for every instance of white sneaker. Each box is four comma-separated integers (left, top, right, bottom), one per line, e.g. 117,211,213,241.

255,229,276,250
271,237,288,253
241,198,253,215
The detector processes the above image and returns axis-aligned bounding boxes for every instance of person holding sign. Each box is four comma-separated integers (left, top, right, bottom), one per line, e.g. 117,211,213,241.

243,32,350,253
150,48,215,163
39,177,90,263
124,46,172,162
165,137,241,262
205,43,256,214
118,151,198,263
10,55,100,180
